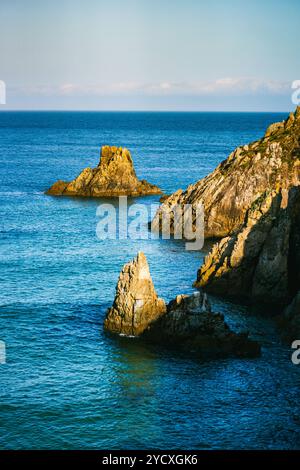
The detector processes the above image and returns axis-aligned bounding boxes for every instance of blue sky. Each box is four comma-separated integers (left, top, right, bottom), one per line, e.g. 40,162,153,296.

0,0,299,110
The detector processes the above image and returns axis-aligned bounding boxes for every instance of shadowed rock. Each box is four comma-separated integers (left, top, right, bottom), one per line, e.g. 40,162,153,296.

195,186,300,310
46,145,162,197
152,106,300,239
143,292,261,358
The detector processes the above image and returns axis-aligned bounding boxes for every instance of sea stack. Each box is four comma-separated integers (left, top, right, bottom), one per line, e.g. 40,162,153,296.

152,106,300,238
46,145,162,197
104,252,166,336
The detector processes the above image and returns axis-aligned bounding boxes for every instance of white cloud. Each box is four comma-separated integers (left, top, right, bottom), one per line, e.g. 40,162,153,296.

12,78,292,97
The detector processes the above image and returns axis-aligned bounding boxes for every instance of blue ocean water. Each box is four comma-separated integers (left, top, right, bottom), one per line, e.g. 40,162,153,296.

0,111,300,450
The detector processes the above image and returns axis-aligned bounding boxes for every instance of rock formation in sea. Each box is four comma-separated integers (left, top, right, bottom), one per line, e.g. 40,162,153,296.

195,186,300,311
104,252,166,336
143,292,260,358
104,252,261,358
46,145,162,197
152,106,300,238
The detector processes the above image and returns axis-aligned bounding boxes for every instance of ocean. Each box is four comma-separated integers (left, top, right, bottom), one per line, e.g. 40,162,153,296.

0,111,299,449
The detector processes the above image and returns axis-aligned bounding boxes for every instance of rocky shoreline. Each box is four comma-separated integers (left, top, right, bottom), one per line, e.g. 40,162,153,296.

151,106,300,340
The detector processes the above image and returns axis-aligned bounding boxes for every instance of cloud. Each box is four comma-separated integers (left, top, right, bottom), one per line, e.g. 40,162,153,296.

11,78,293,97
171,78,291,95
58,78,292,96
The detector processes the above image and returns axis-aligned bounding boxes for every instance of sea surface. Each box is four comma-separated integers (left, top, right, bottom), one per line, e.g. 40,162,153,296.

0,111,299,450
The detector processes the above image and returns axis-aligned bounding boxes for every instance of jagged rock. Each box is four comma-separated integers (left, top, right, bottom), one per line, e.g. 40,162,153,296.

104,253,261,358
152,106,300,238
143,292,261,358
104,252,166,336
195,186,300,309
46,145,162,197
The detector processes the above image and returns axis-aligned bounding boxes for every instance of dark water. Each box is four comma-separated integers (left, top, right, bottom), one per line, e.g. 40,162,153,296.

0,111,299,449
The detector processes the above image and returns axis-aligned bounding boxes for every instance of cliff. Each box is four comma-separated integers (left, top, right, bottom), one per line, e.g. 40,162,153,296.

104,252,260,358
46,145,162,197
152,107,300,238
195,186,300,310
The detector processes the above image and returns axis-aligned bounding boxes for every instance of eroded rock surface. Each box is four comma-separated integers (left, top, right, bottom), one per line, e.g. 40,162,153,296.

195,187,300,309
104,252,166,336
46,145,162,197
152,107,300,238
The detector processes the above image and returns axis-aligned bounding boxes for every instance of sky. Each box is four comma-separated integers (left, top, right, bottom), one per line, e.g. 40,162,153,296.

0,0,299,111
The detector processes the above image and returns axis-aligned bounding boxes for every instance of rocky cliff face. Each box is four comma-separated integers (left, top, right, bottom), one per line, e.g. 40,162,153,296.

104,252,260,358
46,145,162,197
152,107,300,238
104,252,166,336
195,186,300,310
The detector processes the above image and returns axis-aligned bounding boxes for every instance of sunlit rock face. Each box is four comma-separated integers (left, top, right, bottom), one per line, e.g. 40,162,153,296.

152,106,300,239
104,252,166,336
46,145,162,197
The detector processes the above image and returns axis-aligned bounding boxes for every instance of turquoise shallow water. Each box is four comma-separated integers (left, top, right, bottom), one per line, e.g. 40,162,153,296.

0,111,300,449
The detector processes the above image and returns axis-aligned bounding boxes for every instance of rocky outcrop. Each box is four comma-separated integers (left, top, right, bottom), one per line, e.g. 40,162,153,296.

195,186,300,309
152,106,300,238
104,252,166,336
46,145,162,197
104,253,261,358
143,292,260,358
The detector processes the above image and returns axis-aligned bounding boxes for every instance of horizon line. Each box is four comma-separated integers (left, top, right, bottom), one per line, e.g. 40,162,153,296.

0,108,292,113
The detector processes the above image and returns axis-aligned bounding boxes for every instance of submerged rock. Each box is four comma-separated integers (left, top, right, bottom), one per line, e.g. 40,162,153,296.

104,253,261,358
195,186,300,310
152,106,300,238
104,252,166,336
46,145,162,197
